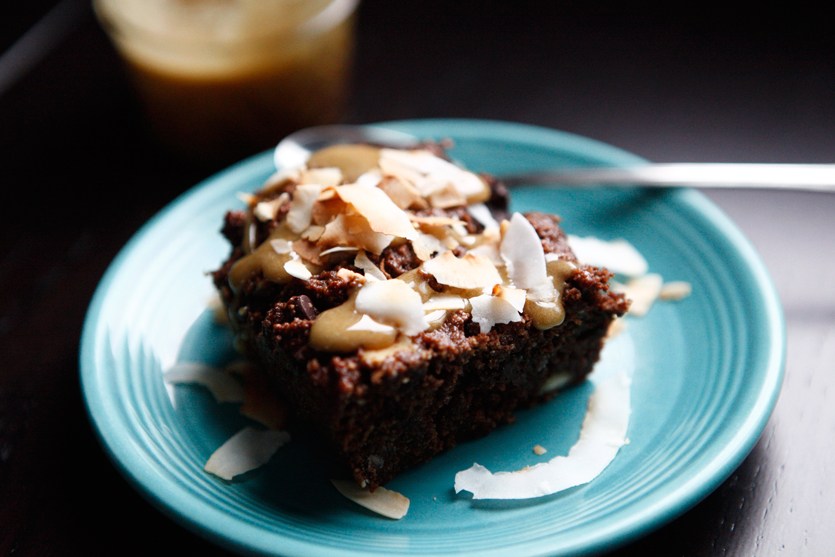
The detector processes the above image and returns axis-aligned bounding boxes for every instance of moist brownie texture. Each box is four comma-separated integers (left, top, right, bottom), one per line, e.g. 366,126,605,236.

212,144,629,489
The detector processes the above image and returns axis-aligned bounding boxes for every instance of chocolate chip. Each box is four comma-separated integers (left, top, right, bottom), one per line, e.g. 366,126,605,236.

296,294,317,320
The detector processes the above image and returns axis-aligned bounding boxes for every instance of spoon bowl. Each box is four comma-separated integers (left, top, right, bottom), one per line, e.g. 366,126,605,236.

274,124,835,192
273,124,418,170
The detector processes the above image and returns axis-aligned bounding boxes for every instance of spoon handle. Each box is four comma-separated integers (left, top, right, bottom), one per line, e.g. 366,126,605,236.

499,163,835,192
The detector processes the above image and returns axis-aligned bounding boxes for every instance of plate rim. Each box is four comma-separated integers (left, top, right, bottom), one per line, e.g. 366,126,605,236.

79,118,786,556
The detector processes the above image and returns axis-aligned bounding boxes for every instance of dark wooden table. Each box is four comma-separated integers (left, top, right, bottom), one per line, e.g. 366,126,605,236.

2,1,834,555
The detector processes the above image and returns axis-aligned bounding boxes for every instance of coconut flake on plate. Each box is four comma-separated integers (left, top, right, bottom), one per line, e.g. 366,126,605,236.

567,235,649,278
355,279,429,336
454,371,631,500
331,480,410,520
659,280,693,301
615,273,664,317
164,362,244,403
204,427,291,481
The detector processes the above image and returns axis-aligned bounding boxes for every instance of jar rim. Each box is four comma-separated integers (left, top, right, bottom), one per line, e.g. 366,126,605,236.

93,0,359,48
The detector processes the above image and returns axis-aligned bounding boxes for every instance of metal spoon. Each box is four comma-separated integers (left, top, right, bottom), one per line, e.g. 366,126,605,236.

273,125,835,192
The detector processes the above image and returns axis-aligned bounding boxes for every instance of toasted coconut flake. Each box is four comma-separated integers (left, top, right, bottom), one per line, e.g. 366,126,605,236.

318,213,352,247
286,184,325,234
615,273,663,316
253,192,289,222
454,371,631,500
292,238,325,265
422,251,502,290
319,213,394,255
356,170,383,188
378,154,432,193
495,284,527,312
335,184,418,240
299,167,343,188
347,314,397,335
468,203,500,230
412,233,446,262
659,280,693,301
410,215,467,228
262,168,300,190
301,225,325,242
567,235,649,278
354,250,388,281
468,242,503,266
428,182,467,208
424,309,448,325
379,148,488,202
422,294,468,311
501,213,549,291
284,258,312,280
337,267,367,283
310,190,344,226
459,235,477,247
164,362,244,403
355,279,429,336
378,175,425,209
331,480,410,520
469,293,523,333
319,245,359,257
269,238,293,254
204,427,290,481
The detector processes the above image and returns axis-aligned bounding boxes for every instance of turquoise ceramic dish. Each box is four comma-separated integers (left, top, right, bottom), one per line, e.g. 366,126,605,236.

80,119,785,556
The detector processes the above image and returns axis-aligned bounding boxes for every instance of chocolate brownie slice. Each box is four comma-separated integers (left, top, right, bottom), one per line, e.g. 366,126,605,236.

212,144,628,488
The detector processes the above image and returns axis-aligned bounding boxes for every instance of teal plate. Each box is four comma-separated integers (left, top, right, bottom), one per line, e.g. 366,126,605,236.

80,119,785,556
